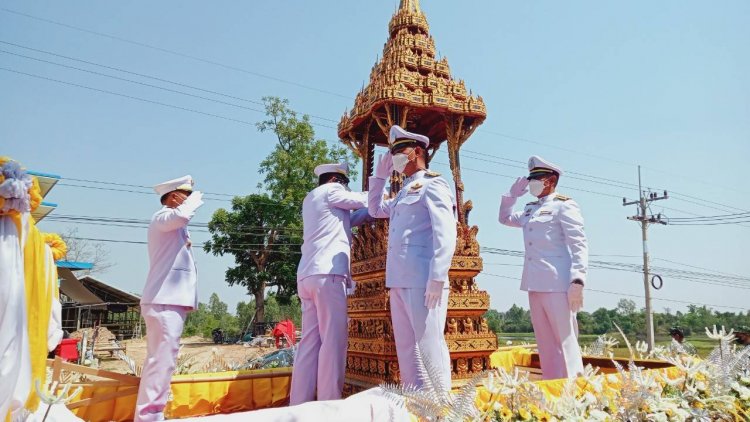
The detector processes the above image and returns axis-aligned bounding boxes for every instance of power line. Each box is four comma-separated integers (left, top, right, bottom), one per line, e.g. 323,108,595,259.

0,48,269,115
0,7,353,100
586,289,747,311
1,48,739,215
63,177,235,198
65,236,302,254
666,211,750,222
481,272,748,311
54,181,303,210
5,8,747,208
0,40,339,124
480,247,750,288
0,67,262,127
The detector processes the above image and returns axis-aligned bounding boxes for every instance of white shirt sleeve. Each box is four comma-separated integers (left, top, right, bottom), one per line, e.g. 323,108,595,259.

152,206,193,232
367,177,394,219
559,200,588,283
327,185,368,211
498,194,525,228
425,178,458,283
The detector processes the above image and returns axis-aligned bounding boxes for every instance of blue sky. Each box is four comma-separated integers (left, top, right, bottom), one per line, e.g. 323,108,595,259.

2,1,748,316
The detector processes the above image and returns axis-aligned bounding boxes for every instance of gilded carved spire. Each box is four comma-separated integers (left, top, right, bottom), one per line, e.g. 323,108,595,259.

399,0,421,14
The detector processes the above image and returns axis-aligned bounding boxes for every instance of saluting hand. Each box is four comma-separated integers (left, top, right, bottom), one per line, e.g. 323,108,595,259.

508,177,529,198
424,280,445,309
374,152,394,180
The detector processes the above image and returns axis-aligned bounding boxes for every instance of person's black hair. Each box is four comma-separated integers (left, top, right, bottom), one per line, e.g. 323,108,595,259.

318,173,349,186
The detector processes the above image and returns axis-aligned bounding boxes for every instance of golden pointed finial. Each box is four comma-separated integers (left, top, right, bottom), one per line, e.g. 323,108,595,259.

399,0,421,14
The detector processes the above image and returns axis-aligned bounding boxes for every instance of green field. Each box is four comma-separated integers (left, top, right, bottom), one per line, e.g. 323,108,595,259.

497,332,718,358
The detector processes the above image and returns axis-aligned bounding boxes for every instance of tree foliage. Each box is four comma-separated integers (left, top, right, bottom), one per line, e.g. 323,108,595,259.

484,303,750,339
204,193,300,324
60,227,114,275
256,96,357,206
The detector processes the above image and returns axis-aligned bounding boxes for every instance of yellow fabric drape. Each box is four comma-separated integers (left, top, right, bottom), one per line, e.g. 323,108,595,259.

23,218,56,411
489,347,533,371
70,368,292,422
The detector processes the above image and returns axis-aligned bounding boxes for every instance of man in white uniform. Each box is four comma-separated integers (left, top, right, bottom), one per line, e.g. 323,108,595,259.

135,175,203,421
368,125,457,390
498,156,587,380
291,163,371,404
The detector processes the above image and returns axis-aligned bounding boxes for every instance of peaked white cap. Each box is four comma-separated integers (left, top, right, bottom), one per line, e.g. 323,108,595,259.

388,125,429,149
154,175,194,196
527,155,563,179
314,163,349,177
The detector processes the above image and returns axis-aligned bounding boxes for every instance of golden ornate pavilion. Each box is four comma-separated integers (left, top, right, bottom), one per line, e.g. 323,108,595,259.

338,0,495,393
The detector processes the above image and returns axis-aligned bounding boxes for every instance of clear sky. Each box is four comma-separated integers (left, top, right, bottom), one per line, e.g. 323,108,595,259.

2,1,748,317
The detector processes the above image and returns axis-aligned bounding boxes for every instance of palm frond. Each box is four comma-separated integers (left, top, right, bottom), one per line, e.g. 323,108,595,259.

445,371,484,421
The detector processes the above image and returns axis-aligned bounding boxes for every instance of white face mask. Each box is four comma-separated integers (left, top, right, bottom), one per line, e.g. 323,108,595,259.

392,153,411,174
528,179,546,197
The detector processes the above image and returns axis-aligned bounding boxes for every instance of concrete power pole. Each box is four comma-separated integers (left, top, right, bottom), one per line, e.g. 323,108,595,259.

623,166,668,351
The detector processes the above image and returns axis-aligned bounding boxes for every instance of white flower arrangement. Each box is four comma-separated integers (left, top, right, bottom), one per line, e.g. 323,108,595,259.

381,326,750,421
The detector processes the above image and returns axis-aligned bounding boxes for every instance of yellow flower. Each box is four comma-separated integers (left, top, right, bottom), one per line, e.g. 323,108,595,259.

501,408,513,420
29,176,42,212
42,233,68,260
518,408,531,420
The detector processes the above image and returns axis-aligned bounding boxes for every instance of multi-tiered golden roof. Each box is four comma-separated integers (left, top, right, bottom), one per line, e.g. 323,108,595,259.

339,0,485,164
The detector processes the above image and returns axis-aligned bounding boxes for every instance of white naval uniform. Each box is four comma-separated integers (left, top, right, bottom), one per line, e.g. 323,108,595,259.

369,170,457,389
499,192,588,379
136,201,201,422
291,183,369,405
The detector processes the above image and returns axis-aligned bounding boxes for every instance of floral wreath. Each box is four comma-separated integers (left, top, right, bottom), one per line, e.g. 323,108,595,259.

0,156,43,215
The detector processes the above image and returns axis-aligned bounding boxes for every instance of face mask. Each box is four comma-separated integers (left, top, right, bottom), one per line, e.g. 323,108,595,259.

392,153,411,174
528,179,546,197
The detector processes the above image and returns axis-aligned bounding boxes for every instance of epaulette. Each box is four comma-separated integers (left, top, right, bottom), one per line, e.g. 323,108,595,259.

526,201,539,206
424,170,441,178
554,194,571,201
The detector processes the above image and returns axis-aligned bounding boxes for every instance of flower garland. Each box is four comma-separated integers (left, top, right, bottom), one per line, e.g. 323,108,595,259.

0,156,43,215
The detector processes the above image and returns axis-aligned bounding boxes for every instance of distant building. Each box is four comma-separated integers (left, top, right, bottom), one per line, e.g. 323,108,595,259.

29,169,143,340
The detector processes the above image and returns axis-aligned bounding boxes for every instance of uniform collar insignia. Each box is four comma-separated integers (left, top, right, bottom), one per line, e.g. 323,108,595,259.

410,183,423,190
425,170,440,177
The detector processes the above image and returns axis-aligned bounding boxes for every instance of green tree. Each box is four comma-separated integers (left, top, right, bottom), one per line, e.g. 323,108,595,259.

236,301,256,331
183,303,218,338
503,304,532,332
208,293,228,321
204,193,300,326
256,97,357,206
483,309,504,334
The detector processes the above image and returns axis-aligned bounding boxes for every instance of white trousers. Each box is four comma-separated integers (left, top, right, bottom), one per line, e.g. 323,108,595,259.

290,275,348,405
390,287,451,390
134,304,188,422
528,291,584,380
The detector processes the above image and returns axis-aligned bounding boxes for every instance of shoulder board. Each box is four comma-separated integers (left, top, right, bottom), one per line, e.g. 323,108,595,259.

554,194,571,201
424,171,441,178
526,201,539,206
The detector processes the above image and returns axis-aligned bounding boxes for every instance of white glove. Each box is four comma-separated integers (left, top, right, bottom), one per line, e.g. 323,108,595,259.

181,190,204,213
374,152,394,180
424,280,445,309
568,282,584,313
508,176,529,198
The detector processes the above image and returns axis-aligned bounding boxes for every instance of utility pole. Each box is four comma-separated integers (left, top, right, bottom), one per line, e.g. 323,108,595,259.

622,165,668,351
